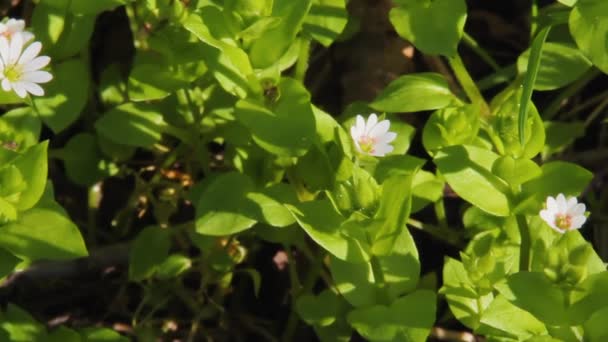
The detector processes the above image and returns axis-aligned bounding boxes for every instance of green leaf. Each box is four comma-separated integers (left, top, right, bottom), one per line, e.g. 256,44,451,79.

492,156,542,187
435,145,511,216
129,226,171,281
95,102,168,149
347,290,436,342
371,172,416,255
287,200,369,262
569,0,608,73
31,0,67,49
490,88,546,159
518,26,550,146
441,257,493,329
79,327,129,342
584,306,608,342
0,107,42,150
296,290,340,327
0,207,88,261
389,0,467,57
330,227,419,308
369,73,455,113
128,27,208,101
235,78,315,157
35,58,90,133
303,0,348,47
52,13,96,59
0,247,21,279
495,272,568,325
246,183,296,228
249,0,312,68
70,0,134,15
47,326,81,342
195,172,257,236
411,170,444,213
0,304,46,342
543,121,585,157
156,254,192,279
183,7,253,98
422,104,480,155
478,294,547,340
62,133,108,186
238,17,282,40
569,272,608,324
13,141,48,211
390,121,416,155
517,42,592,91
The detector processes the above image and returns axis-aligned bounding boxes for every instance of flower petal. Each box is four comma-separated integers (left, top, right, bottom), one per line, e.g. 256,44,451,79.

22,70,52,83
18,41,41,65
566,196,578,210
377,131,397,144
570,203,586,216
365,114,378,135
571,215,586,229
369,120,391,139
546,196,557,212
0,37,10,65
556,194,567,212
373,143,394,156
11,81,26,98
539,209,555,228
23,56,50,72
1,78,11,92
8,32,23,64
20,81,44,96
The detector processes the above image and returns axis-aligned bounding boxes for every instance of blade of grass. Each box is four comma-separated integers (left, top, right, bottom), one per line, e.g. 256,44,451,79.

518,26,551,146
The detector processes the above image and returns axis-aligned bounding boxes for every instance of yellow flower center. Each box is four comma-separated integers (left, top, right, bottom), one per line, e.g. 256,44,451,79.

358,135,376,154
3,64,22,82
555,214,572,230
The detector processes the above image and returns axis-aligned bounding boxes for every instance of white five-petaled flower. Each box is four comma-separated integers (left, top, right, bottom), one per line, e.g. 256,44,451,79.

0,32,52,98
0,19,34,42
539,194,587,234
350,113,397,157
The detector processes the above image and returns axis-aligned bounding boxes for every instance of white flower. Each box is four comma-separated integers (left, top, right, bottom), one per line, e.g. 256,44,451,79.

0,19,34,42
350,113,397,157
540,194,587,234
0,33,52,98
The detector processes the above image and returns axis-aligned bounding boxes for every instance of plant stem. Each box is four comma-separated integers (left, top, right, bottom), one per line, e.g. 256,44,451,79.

584,93,608,127
561,88,608,119
407,218,464,248
294,39,311,83
530,0,538,38
462,32,500,71
516,215,531,272
281,250,323,342
447,54,490,117
434,199,448,230
543,68,600,120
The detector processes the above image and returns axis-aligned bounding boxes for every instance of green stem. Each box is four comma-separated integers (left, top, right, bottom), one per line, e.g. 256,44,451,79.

543,68,600,120
447,54,490,117
562,88,608,119
407,218,464,248
530,0,538,38
281,251,323,342
87,183,102,245
294,39,311,82
516,215,531,272
584,93,608,128
462,32,500,71
434,199,448,230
